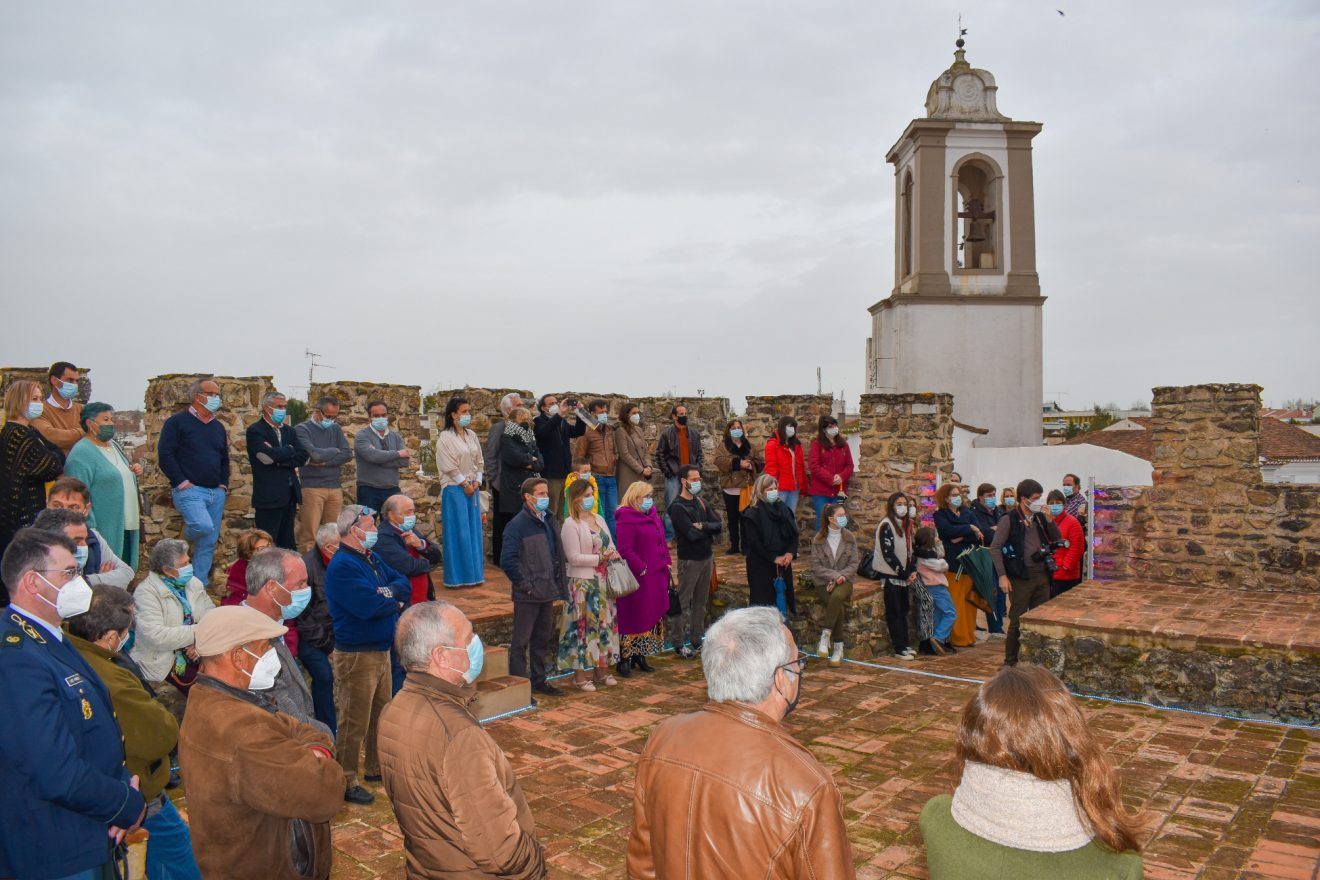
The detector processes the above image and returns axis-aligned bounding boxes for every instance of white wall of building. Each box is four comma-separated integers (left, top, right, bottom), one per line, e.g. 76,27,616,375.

873,299,1042,448
955,444,1153,492
1261,461,1320,484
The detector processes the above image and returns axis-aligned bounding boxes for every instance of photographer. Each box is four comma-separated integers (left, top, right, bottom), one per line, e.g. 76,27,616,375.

1046,489,1085,598
989,479,1062,666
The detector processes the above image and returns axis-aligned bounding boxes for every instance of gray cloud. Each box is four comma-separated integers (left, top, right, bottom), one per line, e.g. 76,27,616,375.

1,0,1316,415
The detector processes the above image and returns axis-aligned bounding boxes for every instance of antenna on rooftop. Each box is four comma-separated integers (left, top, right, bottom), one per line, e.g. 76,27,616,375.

306,348,335,393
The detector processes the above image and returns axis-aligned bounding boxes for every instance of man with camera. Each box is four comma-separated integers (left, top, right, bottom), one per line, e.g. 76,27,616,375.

988,478,1063,667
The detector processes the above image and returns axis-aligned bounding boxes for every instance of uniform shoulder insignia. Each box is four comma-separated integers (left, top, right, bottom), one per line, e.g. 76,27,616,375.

8,613,46,644
3,633,21,646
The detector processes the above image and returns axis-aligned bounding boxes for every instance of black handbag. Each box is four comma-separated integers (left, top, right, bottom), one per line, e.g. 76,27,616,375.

666,573,682,617
857,550,880,580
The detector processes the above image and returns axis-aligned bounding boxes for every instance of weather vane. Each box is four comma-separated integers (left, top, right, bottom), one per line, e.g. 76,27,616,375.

957,14,967,48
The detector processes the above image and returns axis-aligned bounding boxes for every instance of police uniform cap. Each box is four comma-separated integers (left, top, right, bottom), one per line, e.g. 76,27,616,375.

193,606,287,657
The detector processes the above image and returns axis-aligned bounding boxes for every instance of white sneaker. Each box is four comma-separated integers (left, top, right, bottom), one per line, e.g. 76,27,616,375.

817,630,832,656
893,651,916,662
901,647,917,657
829,642,844,667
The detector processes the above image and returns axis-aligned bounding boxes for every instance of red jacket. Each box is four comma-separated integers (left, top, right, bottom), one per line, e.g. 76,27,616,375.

763,436,807,493
807,441,853,497
1053,513,1085,581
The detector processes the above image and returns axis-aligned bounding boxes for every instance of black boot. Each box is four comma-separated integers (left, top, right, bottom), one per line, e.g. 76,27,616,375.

615,658,633,678
633,654,654,673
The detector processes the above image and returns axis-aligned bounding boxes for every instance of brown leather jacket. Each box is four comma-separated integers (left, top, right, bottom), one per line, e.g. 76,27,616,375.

575,423,618,476
627,701,855,879
178,676,345,880
378,672,546,879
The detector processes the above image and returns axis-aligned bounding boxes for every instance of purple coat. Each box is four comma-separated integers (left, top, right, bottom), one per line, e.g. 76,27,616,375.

613,504,672,636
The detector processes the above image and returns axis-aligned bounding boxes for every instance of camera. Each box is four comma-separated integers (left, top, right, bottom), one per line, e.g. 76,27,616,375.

1032,538,1070,575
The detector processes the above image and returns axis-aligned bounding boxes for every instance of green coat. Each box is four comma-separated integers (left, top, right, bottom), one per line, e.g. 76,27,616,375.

70,634,178,801
920,795,1143,880
64,437,140,568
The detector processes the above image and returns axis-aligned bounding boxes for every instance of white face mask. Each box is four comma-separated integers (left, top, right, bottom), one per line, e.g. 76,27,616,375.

547,404,560,417
1028,498,1045,513
825,426,839,438
894,505,908,518
242,646,281,691
784,426,796,439
37,572,93,619
629,413,641,425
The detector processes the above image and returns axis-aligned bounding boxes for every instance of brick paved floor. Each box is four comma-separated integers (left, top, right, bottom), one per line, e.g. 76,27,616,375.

306,639,1320,880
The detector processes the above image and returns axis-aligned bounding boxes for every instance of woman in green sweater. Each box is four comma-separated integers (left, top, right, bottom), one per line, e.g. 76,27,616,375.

921,664,1146,880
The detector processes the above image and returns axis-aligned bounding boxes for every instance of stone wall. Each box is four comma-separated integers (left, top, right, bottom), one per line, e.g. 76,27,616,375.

1,366,94,404
850,393,955,545
1092,384,1320,593
141,375,272,586
309,381,436,532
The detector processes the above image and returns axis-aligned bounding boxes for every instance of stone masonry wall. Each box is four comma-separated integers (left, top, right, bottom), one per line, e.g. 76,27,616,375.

141,375,272,587
310,381,436,532
1092,384,1320,593
1,366,94,405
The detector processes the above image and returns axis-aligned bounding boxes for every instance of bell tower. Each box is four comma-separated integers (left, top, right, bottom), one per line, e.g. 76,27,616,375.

864,35,1045,447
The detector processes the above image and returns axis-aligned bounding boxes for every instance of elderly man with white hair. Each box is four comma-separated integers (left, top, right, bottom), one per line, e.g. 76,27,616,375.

378,601,546,879
484,391,523,565
246,389,308,549
627,606,855,879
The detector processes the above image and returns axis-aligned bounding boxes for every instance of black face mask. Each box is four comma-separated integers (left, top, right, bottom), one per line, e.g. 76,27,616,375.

776,663,803,717
676,415,689,426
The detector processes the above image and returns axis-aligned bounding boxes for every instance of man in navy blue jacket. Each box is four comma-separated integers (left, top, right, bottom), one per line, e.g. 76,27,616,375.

157,377,229,584
324,504,408,806
0,528,147,879
245,390,308,551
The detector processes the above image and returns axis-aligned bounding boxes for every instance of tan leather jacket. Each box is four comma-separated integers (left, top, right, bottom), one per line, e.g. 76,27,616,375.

377,673,545,879
575,423,618,476
627,701,855,880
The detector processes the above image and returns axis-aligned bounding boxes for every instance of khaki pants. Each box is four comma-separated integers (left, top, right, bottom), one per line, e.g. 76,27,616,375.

298,487,344,552
333,649,391,787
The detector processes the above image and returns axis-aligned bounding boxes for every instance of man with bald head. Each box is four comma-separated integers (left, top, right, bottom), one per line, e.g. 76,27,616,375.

378,601,546,879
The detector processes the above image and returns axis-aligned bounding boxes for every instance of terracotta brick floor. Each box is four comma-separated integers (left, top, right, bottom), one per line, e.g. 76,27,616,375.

304,639,1320,880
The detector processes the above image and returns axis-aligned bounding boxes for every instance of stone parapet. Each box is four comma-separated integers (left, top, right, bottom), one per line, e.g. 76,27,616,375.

1,365,94,403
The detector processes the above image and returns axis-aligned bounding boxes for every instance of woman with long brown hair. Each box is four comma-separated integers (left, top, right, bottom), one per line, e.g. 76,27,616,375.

808,501,857,666
921,664,1145,878
558,475,622,691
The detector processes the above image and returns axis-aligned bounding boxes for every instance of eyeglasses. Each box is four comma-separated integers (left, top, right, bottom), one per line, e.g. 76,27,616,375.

36,567,80,580
777,652,809,675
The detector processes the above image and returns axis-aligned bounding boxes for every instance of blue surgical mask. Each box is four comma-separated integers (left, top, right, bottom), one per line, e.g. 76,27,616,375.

688,481,702,495
171,564,194,587
950,495,963,508
25,401,44,420
73,545,89,571
458,413,472,428
1004,497,1015,508
271,408,287,425
596,413,609,426
581,496,595,511
280,586,312,620
371,417,389,432
204,395,222,413
730,428,744,440
57,379,79,400
358,527,379,550
984,496,998,508
766,489,780,503
400,514,416,532
1049,503,1065,517
534,496,550,512
1062,485,1074,497
319,418,335,429
834,516,848,529
457,634,484,684
641,498,654,512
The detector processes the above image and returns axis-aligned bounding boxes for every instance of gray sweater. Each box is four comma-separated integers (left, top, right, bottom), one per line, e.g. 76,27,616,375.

294,421,352,488
354,427,408,488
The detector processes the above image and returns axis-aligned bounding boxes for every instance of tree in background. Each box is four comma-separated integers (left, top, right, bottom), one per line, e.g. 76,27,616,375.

286,399,309,426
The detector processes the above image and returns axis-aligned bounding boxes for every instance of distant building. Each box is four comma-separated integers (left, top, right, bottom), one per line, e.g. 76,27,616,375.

1064,416,1320,484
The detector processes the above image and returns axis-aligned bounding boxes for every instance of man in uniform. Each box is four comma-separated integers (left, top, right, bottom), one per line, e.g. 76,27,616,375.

0,527,147,880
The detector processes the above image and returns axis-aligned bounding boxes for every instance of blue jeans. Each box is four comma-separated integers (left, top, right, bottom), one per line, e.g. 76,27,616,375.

595,475,618,536
779,490,800,515
811,494,843,530
144,797,202,880
927,584,956,643
172,486,226,583
298,641,337,734
663,477,681,541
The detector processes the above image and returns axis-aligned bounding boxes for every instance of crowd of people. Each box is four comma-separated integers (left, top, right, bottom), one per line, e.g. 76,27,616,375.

1,362,1135,880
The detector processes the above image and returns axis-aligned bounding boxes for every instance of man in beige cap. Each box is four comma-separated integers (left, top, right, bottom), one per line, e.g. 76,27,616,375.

178,605,346,880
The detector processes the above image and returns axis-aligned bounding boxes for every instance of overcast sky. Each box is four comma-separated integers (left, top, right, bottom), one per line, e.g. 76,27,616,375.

2,1,1316,416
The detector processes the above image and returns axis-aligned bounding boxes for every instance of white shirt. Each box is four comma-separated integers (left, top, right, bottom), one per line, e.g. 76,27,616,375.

826,529,842,556
46,393,74,411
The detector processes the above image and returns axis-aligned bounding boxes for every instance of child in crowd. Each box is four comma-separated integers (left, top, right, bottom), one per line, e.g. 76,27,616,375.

562,458,600,519
915,526,956,656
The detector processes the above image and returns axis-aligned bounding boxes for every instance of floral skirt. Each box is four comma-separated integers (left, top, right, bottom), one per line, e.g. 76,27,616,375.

557,573,621,670
621,621,665,659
